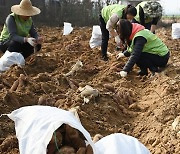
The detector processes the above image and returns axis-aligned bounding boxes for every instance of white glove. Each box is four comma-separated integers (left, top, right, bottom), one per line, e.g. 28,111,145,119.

119,71,127,77
27,37,36,47
115,35,121,45
116,52,125,59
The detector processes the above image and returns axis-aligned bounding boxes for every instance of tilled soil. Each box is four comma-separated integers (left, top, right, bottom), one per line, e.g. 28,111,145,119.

0,26,179,154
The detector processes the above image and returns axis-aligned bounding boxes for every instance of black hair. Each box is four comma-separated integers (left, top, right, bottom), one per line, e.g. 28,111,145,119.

117,19,132,46
122,4,137,19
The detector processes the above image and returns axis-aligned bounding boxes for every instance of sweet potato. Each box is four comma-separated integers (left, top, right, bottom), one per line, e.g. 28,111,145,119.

64,77,78,90
76,147,86,154
65,125,86,150
9,80,19,92
0,136,18,152
48,125,93,154
57,146,75,154
0,84,4,89
9,74,26,92
92,134,103,143
47,131,63,154
38,95,47,105
19,74,26,80
18,74,26,88
76,145,93,154
3,91,20,107
104,84,115,92
86,144,93,154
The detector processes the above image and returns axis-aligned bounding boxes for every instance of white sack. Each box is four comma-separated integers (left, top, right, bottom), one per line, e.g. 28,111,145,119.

6,106,150,154
63,22,73,35
172,23,180,39
0,50,25,73
89,25,102,48
7,105,96,154
95,133,150,154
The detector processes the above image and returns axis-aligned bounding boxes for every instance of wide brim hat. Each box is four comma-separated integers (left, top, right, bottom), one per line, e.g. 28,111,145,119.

11,0,41,16
143,1,162,18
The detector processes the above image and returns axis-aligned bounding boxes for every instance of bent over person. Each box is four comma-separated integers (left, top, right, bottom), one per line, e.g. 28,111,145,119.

133,1,162,33
116,19,170,77
0,0,42,59
99,4,137,61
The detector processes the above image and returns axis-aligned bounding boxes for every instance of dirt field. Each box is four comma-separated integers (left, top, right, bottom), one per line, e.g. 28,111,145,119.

0,26,180,154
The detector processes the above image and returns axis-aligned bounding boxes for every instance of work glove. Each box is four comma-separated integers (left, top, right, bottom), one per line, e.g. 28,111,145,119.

119,71,127,77
116,52,125,59
27,37,37,47
115,35,121,45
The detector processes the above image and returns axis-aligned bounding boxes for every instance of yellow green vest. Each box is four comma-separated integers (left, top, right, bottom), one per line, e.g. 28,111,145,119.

0,13,32,41
101,4,126,23
134,1,152,24
128,29,168,56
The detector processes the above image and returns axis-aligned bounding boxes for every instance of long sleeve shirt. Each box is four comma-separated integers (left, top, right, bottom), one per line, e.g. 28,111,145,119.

106,13,119,31
123,36,147,72
6,15,38,43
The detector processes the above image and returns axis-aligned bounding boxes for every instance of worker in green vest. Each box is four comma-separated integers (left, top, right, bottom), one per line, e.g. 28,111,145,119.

133,1,162,33
0,0,42,59
116,19,169,77
99,4,137,61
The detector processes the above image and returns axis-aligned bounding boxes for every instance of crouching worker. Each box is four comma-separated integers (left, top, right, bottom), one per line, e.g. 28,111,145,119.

133,1,162,33
0,0,42,72
116,19,170,77
99,4,137,61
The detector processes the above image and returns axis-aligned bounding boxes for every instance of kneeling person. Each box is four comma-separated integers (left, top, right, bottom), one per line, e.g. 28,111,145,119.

116,19,169,77
0,0,42,59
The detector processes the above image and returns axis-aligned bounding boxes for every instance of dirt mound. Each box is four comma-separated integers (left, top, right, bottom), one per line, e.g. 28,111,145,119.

0,27,180,154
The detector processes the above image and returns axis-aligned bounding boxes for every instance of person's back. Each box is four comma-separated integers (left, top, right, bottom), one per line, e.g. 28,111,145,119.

129,29,168,57
101,4,126,23
134,1,162,32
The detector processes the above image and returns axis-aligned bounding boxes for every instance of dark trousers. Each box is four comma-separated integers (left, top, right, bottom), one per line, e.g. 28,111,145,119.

0,40,11,53
0,40,41,59
136,52,170,72
144,22,151,30
99,15,109,57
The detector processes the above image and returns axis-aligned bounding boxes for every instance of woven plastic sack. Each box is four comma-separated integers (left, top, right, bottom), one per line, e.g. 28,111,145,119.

7,106,96,154
0,50,25,73
6,106,150,154
63,22,73,35
95,133,150,154
89,25,102,48
172,23,180,39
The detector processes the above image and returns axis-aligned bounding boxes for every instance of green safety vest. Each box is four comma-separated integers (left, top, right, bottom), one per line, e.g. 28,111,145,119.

128,29,168,56
0,13,32,41
101,4,126,23
134,1,152,24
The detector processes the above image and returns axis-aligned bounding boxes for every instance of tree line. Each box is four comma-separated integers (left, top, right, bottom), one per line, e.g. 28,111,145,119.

0,0,122,27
